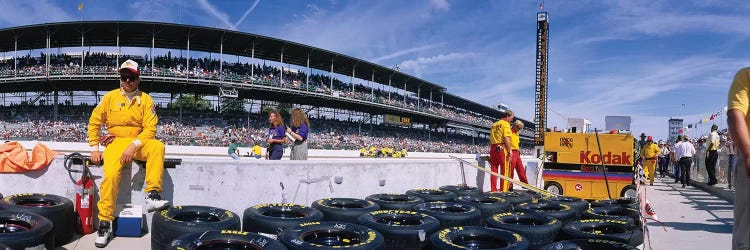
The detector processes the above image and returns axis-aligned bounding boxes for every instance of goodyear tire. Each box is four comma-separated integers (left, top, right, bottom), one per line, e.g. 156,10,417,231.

312,198,380,224
590,198,638,209
168,230,288,250
243,204,324,234
280,221,384,250
0,210,55,250
428,226,529,250
541,239,638,250
515,202,578,224
0,193,74,246
485,191,533,208
582,206,640,226
487,211,562,249
454,195,511,226
357,210,439,250
365,194,424,211
151,205,241,250
560,219,644,246
406,189,457,202
439,185,482,197
539,196,590,217
620,185,637,199
413,202,481,229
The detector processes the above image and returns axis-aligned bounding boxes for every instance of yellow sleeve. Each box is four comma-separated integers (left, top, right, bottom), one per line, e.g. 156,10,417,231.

502,122,512,139
728,68,750,113
87,92,110,148
135,95,158,142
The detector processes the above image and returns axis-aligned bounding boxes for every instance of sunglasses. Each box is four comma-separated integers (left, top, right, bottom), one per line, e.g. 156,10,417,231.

120,75,138,82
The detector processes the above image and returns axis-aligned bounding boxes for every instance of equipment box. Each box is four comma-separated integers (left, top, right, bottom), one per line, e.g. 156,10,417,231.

114,204,143,237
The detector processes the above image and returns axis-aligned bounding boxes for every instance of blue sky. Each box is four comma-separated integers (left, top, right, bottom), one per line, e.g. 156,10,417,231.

0,0,747,140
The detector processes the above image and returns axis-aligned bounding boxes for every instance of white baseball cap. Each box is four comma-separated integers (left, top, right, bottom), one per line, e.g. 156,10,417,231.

119,59,139,75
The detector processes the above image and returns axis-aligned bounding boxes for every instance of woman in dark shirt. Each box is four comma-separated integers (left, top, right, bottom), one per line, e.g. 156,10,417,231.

287,108,310,160
266,110,286,160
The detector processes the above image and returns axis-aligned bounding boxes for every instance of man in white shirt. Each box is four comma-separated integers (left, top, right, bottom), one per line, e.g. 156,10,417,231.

672,136,684,183
676,135,697,188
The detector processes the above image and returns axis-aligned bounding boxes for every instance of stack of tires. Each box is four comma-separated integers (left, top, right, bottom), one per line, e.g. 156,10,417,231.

0,193,75,249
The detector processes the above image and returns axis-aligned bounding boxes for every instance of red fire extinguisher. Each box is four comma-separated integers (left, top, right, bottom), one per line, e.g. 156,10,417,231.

65,153,95,235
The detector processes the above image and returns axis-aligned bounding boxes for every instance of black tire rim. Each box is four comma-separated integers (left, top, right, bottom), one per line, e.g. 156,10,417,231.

0,218,32,233
501,217,548,226
580,225,627,235
428,206,467,213
300,230,362,246
328,201,366,209
15,198,58,207
194,240,262,250
374,215,423,226
465,197,500,204
263,208,305,218
524,204,565,212
417,190,446,195
378,195,416,202
172,211,222,223
595,208,637,217
451,234,509,248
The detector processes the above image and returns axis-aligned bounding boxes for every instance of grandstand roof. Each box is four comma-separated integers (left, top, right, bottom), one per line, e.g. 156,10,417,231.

0,21,507,118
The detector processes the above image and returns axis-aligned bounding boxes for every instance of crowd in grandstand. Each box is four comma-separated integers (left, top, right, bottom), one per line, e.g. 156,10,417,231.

0,105,521,154
0,53,499,128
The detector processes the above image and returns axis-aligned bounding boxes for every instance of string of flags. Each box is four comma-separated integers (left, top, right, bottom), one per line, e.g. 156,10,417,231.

678,106,727,134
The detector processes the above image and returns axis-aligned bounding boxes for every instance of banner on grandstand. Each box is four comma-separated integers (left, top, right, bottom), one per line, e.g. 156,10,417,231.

384,114,412,126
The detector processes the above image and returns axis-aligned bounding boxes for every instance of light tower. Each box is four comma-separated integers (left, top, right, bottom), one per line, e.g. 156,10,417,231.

534,11,549,149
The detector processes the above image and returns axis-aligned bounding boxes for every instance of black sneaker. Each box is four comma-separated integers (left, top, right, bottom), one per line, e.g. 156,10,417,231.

94,220,112,248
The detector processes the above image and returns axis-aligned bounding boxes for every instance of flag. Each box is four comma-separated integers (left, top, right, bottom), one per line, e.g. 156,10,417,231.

710,114,715,120
688,124,693,129
699,120,702,124
703,118,709,123
77,2,83,11
539,2,543,11
678,129,683,134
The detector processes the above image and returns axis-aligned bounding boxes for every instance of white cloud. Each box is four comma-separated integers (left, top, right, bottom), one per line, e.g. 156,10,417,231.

0,0,75,26
371,44,441,63
430,0,450,11
196,0,260,30
399,52,478,77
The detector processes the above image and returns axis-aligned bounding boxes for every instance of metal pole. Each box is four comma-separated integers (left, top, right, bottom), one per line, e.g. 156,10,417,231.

430,89,433,109
403,80,407,106
45,32,50,77
329,59,333,92
219,34,223,81
186,31,190,80
351,67,355,94
251,40,255,77
306,53,310,91
417,86,420,110
116,29,120,68
151,27,155,75
441,93,444,108
81,30,84,76
371,71,374,102
280,49,284,86
13,37,17,78
594,128,613,200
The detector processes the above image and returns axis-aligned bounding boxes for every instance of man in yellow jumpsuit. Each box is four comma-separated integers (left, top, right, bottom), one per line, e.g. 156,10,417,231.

490,111,514,192
88,59,169,248
641,136,661,186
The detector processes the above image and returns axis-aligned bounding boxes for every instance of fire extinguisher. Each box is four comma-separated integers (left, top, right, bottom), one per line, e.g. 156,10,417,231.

65,152,95,235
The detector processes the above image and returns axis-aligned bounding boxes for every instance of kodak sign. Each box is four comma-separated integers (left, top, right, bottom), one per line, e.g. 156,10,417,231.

580,151,631,165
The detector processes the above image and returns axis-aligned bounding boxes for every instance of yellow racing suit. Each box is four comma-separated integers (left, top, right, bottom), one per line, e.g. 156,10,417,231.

88,89,165,221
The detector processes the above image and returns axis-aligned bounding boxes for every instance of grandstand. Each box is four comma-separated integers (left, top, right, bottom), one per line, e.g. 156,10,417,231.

0,21,535,155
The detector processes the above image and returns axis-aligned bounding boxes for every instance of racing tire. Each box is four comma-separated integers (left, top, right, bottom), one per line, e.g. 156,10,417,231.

151,205,241,250
560,219,644,246
540,239,638,250
428,226,529,250
413,202,481,229
312,198,380,224
357,210,440,250
454,195,511,226
485,191,533,209
515,202,578,224
439,185,482,197
486,211,562,249
365,194,424,211
0,210,55,250
539,196,590,217
0,193,74,246
590,198,639,209
582,206,640,227
406,189,457,202
168,230,288,250
279,221,384,250
243,204,324,235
